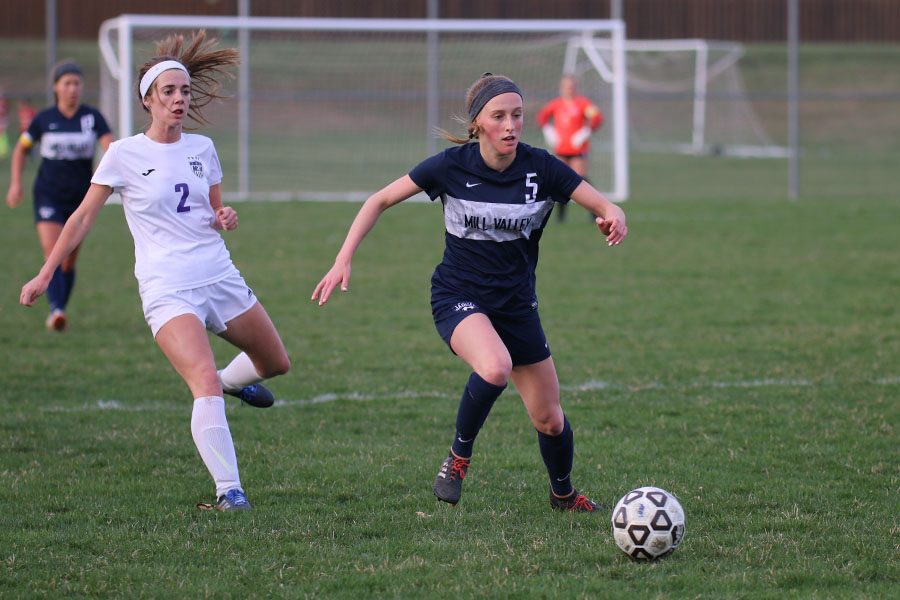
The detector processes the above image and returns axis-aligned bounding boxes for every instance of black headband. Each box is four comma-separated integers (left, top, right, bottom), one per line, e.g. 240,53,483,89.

467,73,523,121
53,62,83,82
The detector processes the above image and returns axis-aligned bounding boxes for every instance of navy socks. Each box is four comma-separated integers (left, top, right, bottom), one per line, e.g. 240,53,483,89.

450,372,506,459
61,269,76,309
46,266,65,311
538,416,575,497
46,267,76,312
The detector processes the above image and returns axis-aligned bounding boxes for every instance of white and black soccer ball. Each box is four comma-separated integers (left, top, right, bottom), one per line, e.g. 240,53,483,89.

611,486,686,560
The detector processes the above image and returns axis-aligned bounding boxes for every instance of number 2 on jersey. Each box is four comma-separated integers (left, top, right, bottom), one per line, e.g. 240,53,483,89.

175,183,191,213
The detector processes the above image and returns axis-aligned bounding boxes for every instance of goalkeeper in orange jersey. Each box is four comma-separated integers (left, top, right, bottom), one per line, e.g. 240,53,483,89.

536,75,603,222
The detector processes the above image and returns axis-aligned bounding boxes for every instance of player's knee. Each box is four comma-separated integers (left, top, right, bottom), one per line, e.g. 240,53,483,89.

533,412,565,436
478,356,512,387
194,369,224,397
260,353,290,378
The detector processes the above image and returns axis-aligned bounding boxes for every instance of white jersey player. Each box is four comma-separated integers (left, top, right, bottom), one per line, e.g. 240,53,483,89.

19,30,290,512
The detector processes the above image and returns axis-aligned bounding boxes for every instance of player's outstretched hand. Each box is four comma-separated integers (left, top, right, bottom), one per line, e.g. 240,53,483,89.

311,262,351,306
596,216,627,246
20,273,51,307
214,206,238,231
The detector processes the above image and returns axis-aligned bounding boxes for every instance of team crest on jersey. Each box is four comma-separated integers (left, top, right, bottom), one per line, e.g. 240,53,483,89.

453,301,477,313
188,156,203,178
80,114,95,133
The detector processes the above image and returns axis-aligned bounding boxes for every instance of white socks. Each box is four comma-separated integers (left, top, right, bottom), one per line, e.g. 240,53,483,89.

218,352,263,393
191,396,241,497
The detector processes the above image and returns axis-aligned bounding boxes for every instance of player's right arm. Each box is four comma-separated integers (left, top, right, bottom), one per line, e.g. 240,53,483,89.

536,100,560,149
6,136,32,208
311,174,422,306
20,183,113,306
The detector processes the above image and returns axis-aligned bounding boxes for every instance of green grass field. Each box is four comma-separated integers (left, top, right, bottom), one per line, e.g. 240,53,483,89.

1,145,897,597
1,33,898,599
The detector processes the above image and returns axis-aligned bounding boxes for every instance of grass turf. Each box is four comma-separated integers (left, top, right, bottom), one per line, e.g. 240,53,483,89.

1,152,897,596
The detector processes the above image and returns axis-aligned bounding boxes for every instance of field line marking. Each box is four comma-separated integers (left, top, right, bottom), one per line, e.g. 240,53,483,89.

35,375,900,413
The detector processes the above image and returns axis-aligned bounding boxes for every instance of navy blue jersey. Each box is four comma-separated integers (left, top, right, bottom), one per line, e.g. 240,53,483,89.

24,105,111,200
409,142,582,314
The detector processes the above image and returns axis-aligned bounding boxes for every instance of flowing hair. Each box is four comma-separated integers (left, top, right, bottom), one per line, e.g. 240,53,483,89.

137,29,240,128
435,73,518,145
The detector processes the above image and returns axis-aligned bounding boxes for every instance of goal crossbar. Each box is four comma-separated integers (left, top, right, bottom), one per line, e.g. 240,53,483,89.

99,16,629,201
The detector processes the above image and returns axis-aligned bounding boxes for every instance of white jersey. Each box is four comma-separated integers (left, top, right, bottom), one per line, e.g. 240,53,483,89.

92,133,237,298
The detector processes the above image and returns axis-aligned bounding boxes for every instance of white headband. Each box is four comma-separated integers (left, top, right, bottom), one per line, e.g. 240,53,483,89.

140,60,190,98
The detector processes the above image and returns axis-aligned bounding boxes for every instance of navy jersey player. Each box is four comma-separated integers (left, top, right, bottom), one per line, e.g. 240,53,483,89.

20,31,290,512
313,73,627,511
6,61,113,331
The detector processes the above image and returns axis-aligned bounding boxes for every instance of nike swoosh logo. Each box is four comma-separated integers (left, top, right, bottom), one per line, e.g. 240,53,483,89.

465,182,482,188
556,475,570,482
142,169,155,176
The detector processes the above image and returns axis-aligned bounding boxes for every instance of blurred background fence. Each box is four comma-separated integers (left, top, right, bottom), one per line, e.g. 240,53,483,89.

3,0,900,41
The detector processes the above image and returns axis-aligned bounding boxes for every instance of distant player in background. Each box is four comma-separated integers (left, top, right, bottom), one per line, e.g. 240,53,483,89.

313,73,626,512
20,31,290,512
6,61,113,331
536,75,603,222
17,97,38,134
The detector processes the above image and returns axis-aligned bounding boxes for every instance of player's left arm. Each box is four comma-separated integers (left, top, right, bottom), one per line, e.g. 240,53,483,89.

572,100,602,148
569,180,627,246
208,183,237,231
584,102,603,130
99,133,113,152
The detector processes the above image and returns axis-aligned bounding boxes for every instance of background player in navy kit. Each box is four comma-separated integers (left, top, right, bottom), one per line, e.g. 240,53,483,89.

6,61,113,331
20,31,290,512
313,73,627,511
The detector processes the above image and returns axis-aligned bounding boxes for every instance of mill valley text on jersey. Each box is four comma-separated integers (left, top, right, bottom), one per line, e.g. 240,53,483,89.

409,142,582,314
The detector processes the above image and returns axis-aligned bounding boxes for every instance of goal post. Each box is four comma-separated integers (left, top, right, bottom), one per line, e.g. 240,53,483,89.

98,16,629,202
565,36,786,158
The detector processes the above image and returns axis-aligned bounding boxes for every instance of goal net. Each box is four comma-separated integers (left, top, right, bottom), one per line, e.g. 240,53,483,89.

99,16,629,201
565,37,785,157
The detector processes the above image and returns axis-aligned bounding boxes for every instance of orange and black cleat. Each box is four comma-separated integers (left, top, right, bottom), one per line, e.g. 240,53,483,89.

549,489,601,513
433,453,470,505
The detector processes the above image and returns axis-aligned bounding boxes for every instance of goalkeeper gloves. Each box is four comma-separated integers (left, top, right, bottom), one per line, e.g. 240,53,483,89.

542,124,560,149
571,125,592,148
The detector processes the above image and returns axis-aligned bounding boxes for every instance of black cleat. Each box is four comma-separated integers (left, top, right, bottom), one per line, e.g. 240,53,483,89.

549,488,601,513
225,383,275,408
433,453,470,505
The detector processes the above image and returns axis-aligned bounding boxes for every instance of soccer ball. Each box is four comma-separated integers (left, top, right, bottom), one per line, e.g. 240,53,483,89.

611,486,686,560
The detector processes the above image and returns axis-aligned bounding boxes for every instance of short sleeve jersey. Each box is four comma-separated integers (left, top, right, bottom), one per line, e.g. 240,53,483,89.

91,133,234,298
409,142,582,314
23,105,111,200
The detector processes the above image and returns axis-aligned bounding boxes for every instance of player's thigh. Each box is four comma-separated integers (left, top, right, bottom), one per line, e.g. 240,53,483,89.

568,156,588,177
155,313,221,397
450,313,512,385
512,356,564,434
217,301,290,377
35,205,80,269
36,222,81,270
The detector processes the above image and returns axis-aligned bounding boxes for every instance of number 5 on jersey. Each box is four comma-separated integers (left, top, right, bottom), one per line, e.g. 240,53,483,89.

525,172,538,203
175,182,191,213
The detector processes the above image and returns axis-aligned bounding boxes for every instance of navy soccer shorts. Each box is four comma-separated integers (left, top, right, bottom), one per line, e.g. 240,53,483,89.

33,191,83,225
432,292,551,367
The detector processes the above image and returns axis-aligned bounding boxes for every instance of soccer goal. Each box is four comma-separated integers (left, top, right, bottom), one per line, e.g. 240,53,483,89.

565,37,786,158
98,16,629,202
